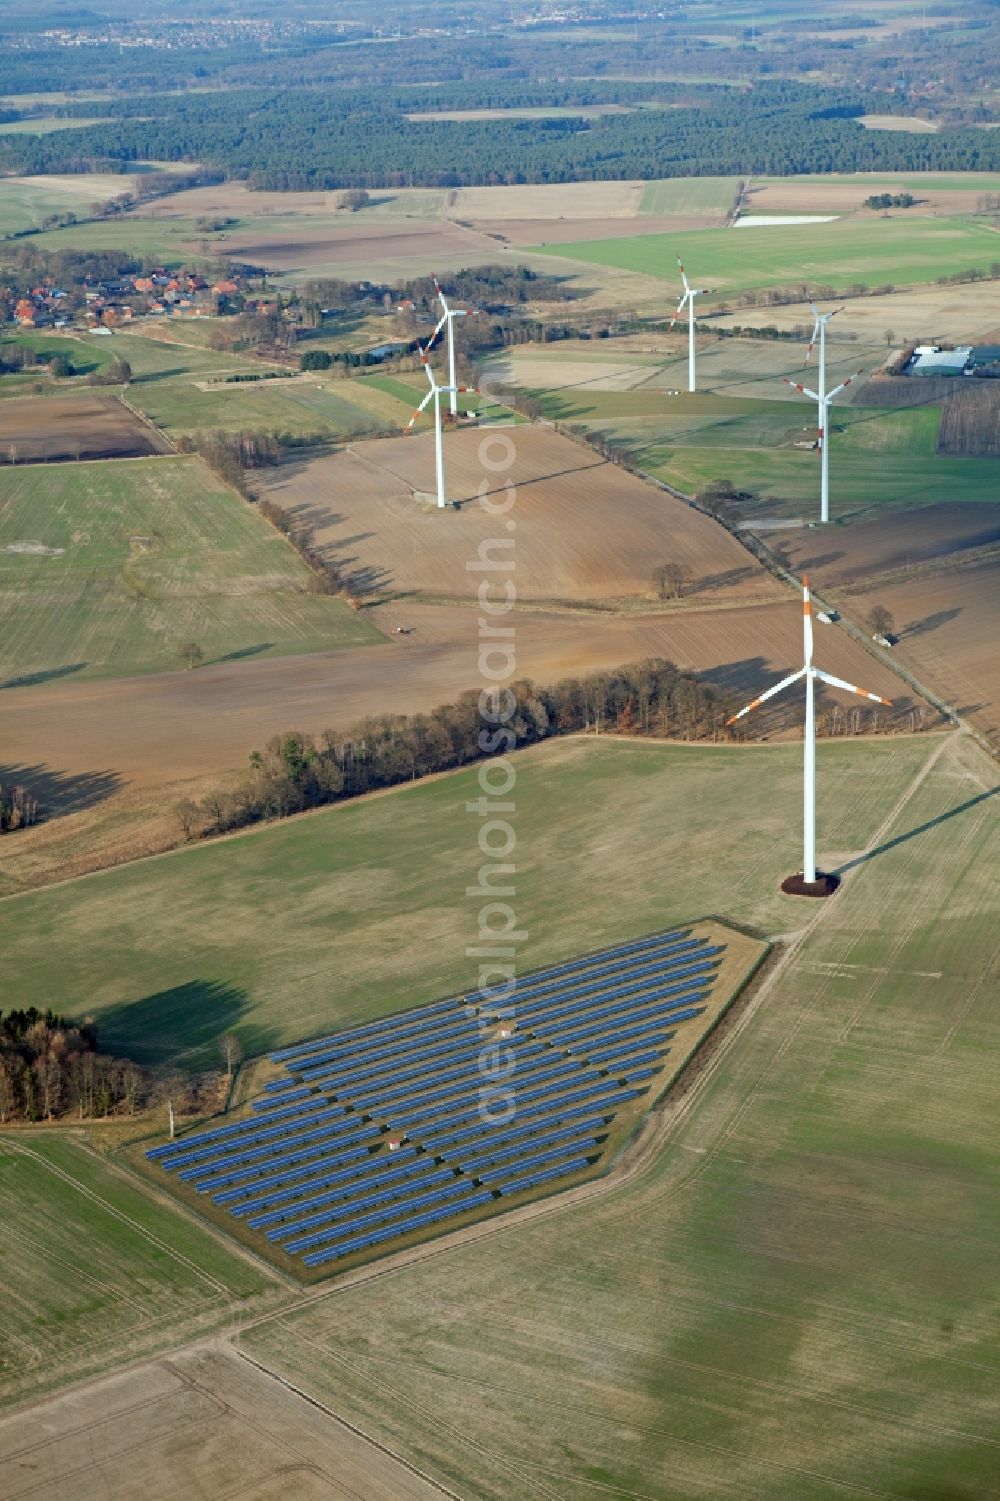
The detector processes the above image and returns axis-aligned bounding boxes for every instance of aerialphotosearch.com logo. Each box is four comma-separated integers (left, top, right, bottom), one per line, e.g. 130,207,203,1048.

464,417,523,1127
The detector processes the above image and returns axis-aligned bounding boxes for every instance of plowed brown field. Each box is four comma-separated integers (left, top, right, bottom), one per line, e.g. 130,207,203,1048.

769,502,1000,587
0,394,170,462
847,563,1000,746
257,425,782,605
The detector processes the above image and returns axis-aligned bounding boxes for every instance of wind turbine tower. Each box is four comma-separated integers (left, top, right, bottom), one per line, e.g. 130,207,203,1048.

670,258,710,393
785,357,864,525
432,276,472,417
727,576,892,895
406,341,474,510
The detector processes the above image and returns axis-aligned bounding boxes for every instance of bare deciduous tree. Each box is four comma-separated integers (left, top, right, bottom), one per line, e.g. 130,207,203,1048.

219,1032,243,1077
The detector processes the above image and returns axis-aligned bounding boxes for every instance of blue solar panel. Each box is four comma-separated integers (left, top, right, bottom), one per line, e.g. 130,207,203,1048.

468,929,694,1010
251,1156,436,1232
590,1048,665,1075
539,981,709,1040
519,960,719,1032
227,1146,419,1214
307,1036,489,1098
489,1157,590,1196
465,1131,600,1177
271,997,463,1068
252,1086,312,1111
423,1099,614,1156
497,944,709,1023
284,1176,475,1255
189,1127,380,1192
301,1189,496,1268
297,1015,480,1082
177,1115,368,1183
164,1104,344,1171
271,1165,457,1241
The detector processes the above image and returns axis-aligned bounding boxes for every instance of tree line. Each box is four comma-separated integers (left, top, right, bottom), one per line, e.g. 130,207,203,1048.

0,1008,146,1123
176,660,730,840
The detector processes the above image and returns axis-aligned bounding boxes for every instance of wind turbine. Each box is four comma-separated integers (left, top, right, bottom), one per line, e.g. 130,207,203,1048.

669,258,710,393
726,576,892,894
432,276,473,417
406,341,474,510
785,349,863,525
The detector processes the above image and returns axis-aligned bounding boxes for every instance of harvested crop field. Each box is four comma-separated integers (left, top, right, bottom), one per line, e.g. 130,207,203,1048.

711,280,1000,344
767,502,1000,587
847,562,1000,746
256,425,782,605
0,393,170,463
0,1340,442,1498
748,170,1000,217
206,217,489,272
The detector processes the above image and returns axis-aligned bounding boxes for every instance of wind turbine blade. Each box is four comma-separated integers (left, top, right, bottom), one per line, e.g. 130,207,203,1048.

725,669,806,725
803,573,814,664
827,367,865,401
667,297,686,330
814,669,892,707
432,275,450,313
406,389,435,428
784,377,820,401
677,257,690,294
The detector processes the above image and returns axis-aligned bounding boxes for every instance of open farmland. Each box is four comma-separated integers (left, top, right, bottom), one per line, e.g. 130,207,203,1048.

749,170,1000,218
238,728,1000,1501
254,425,784,605
0,172,149,232
711,278,1000,342
0,456,381,684
0,1343,444,1498
768,501,1000,588
532,215,1000,297
0,393,170,463
0,1134,283,1409
846,562,1000,748
0,733,938,1071
0,589,915,896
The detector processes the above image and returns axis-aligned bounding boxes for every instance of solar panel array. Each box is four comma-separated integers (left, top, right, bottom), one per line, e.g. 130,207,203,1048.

148,926,723,1270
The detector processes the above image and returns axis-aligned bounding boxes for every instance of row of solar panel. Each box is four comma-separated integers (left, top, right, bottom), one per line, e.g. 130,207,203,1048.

517,956,720,1032
463,1128,600,1179
484,945,708,1031
484,1156,591,1196
468,927,693,1011
532,975,712,1042
251,1153,437,1231
162,1102,346,1172
189,1127,381,1194
395,1078,646,1135
283,1175,476,1255
551,1000,691,1053
270,994,458,1066
177,1114,372,1185
269,1164,458,1242
284,935,709,1086
362,1053,588,1122
231,1145,421,1216
304,1035,546,1103
302,1188,497,1269
276,936,699,1092
424,1102,610,1158
268,925,698,1076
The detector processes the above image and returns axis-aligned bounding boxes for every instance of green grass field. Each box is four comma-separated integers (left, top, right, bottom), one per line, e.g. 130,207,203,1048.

0,1133,284,1408
0,173,143,233
0,456,381,683
239,729,1000,1500
0,734,944,1071
638,176,741,216
533,215,1000,294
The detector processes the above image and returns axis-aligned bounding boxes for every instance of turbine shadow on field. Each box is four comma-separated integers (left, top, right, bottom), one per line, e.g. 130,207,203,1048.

99,980,253,1069
212,642,274,665
0,761,122,816
903,608,962,638
832,786,1000,876
0,661,87,690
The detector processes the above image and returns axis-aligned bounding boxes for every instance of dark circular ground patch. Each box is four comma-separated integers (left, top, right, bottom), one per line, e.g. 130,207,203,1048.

781,871,840,898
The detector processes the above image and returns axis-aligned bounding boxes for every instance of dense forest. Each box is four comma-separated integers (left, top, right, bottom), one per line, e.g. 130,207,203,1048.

0,1008,146,1122
3,81,1000,188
